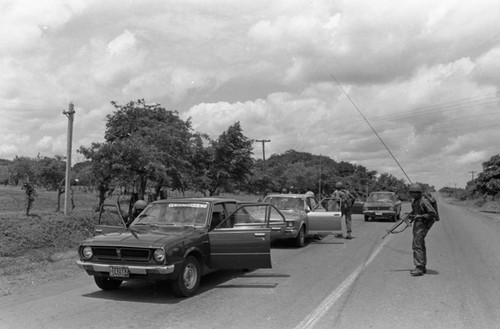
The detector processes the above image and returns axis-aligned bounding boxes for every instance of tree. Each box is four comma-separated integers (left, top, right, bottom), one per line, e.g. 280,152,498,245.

37,155,68,212
185,133,213,196
8,156,37,185
203,122,254,196
37,155,66,191
22,181,38,216
73,161,95,191
78,99,195,209
470,154,500,197
0,159,11,185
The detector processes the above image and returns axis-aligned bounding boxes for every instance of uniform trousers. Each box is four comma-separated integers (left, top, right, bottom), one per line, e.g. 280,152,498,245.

412,218,435,269
342,208,352,234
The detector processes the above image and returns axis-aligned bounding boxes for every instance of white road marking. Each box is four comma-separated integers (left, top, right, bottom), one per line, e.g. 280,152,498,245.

294,238,389,329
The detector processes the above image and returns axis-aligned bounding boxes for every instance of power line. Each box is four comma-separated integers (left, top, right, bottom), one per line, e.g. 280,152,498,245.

331,74,413,183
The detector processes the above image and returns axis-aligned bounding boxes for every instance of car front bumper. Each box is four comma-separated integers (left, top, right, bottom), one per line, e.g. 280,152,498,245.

76,260,176,277
283,228,299,236
363,211,397,219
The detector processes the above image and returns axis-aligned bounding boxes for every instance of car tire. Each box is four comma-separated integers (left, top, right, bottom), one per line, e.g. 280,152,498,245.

171,256,201,297
294,227,305,247
364,215,370,222
94,276,122,291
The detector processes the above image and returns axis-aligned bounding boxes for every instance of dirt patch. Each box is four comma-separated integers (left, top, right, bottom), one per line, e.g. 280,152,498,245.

0,248,81,297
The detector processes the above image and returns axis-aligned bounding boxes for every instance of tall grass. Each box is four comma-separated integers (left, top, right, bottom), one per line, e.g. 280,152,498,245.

0,186,100,257
0,185,261,258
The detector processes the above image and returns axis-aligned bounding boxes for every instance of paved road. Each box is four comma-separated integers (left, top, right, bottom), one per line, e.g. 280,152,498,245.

1,197,499,329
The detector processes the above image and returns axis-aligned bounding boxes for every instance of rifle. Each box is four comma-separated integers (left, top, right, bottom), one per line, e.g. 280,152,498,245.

382,213,415,239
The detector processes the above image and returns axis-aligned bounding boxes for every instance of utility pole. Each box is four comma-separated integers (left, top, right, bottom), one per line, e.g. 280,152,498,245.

63,103,75,215
469,171,477,181
254,139,271,173
318,155,322,197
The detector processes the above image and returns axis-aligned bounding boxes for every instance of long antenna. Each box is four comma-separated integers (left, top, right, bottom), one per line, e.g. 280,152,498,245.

330,75,413,183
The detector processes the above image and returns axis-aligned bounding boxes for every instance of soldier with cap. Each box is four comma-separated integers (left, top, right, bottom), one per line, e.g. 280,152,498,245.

331,182,356,239
408,183,437,276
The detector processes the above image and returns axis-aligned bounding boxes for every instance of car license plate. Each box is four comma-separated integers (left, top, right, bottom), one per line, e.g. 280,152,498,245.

376,212,382,216
109,266,129,277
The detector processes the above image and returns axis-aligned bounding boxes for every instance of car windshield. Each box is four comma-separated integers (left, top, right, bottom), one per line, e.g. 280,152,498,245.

231,204,283,224
264,197,303,211
369,193,395,202
131,202,209,227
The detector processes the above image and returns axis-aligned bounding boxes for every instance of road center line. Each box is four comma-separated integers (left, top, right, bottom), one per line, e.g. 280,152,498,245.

294,238,389,329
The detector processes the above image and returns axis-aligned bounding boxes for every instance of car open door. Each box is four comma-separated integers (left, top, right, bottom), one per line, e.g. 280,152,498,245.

209,204,272,269
95,203,127,235
307,206,343,235
229,204,286,240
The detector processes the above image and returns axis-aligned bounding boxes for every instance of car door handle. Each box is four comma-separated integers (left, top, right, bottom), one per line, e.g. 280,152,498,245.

254,232,266,237
95,229,103,233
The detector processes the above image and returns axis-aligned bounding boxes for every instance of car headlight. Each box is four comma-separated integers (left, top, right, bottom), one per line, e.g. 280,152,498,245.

389,206,394,211
286,221,295,228
153,248,166,263
82,246,93,260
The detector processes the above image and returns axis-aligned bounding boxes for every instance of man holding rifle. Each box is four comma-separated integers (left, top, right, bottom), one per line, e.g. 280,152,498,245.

408,183,437,277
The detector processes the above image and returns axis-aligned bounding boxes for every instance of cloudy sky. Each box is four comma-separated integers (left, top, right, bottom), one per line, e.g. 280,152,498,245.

1,0,499,189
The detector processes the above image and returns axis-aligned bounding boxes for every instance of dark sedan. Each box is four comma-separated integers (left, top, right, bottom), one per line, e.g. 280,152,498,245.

77,198,273,297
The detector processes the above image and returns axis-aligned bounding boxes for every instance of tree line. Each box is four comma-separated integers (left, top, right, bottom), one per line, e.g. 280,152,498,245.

441,154,500,204
7,99,498,214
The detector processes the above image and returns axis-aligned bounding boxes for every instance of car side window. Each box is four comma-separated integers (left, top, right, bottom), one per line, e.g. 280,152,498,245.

211,204,230,229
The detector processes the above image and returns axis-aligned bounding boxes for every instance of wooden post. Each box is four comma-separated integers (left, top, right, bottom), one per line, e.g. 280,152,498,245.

63,103,75,215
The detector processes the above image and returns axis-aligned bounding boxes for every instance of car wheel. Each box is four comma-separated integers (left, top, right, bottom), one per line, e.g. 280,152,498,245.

364,215,370,222
171,256,201,297
94,276,122,291
294,227,305,247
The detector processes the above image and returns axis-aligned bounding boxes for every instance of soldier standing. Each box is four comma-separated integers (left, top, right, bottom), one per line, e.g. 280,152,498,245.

408,183,437,276
332,182,356,239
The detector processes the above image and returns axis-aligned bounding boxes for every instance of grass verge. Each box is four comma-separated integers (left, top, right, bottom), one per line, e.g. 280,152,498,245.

0,210,96,296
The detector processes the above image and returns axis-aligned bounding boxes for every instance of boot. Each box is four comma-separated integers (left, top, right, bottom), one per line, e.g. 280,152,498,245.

345,233,352,240
410,267,424,276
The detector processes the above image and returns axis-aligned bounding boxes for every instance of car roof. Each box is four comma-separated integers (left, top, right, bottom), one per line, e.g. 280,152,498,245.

265,193,307,199
151,197,239,204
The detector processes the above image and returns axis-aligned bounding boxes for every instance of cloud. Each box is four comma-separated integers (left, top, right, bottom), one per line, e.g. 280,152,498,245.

456,150,487,165
1,0,500,190
0,0,87,54
472,47,500,86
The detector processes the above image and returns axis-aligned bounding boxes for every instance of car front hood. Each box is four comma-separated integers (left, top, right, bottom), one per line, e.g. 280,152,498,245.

365,201,394,207
82,228,198,249
279,209,303,220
